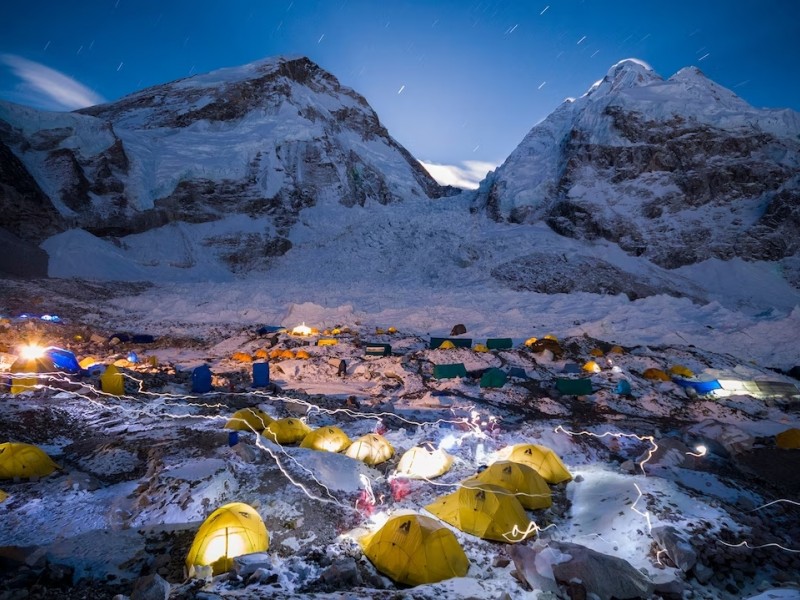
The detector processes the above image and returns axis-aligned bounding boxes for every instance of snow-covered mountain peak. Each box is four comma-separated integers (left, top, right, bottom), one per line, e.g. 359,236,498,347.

586,58,662,97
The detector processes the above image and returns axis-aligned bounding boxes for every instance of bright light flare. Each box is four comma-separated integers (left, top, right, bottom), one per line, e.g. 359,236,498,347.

686,444,707,457
19,344,45,360
291,322,312,336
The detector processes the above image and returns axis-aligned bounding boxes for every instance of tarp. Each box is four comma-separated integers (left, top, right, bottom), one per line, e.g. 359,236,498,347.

360,513,469,586
425,481,534,543
0,442,58,479
486,338,513,350
556,378,593,395
185,502,269,576
672,378,721,395
480,368,507,388
430,337,472,350
433,363,467,380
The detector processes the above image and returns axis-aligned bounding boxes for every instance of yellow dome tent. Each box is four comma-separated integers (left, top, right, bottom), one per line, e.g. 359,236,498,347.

582,360,601,373
425,481,534,543
269,348,284,360
643,368,671,381
263,418,311,445
590,348,604,357
254,349,269,360
185,502,269,576
505,444,572,484
524,337,538,347
467,461,552,510
360,513,469,586
473,344,489,353
79,356,99,369
437,340,456,350
225,408,274,432
543,334,558,341
300,426,352,453
0,489,7,502
294,350,311,360
346,434,394,466
669,365,695,378
0,442,58,479
100,364,125,395
279,349,295,360
609,345,624,354
395,446,454,480
776,428,800,449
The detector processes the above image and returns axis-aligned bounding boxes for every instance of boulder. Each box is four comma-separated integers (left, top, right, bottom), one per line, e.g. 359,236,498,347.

233,553,272,579
651,526,697,572
507,543,559,594
548,541,653,600
130,573,170,600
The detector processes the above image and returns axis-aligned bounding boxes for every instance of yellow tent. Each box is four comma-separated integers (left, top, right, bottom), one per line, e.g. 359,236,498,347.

395,446,453,480
346,434,394,466
100,365,125,395
300,426,352,453
0,442,58,479
269,348,284,360
643,368,671,381
582,360,601,373
543,334,558,341
467,461,552,510
317,338,338,346
670,365,695,378
9,355,51,394
263,418,311,445
504,444,572,484
225,408,274,432
0,489,7,502
590,348,604,357
438,340,456,350
425,481,534,543
609,345,624,354
185,502,269,576
279,349,295,360
294,350,311,360
473,344,489,353
524,337,538,347
776,428,800,449
388,327,398,334
79,356,98,369
360,513,469,586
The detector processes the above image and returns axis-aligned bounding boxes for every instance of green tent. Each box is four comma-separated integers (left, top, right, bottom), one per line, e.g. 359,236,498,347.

556,378,593,395
486,338,513,350
433,363,467,380
430,337,472,349
480,368,507,388
365,343,392,356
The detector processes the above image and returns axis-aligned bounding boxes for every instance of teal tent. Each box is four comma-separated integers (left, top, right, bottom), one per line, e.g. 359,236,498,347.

486,338,513,350
433,363,467,380
556,378,593,395
480,368,507,388
365,343,391,357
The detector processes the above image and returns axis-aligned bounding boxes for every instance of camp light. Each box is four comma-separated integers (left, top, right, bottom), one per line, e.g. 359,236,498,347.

200,529,248,569
291,322,312,336
19,344,45,360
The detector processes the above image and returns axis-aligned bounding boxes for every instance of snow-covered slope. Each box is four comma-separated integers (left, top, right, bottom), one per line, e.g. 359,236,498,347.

473,59,800,272
0,56,449,275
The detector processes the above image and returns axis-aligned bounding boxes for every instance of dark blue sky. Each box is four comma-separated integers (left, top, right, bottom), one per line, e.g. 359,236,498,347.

1,0,798,184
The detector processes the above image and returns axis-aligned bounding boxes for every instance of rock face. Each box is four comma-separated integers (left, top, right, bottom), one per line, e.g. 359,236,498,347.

473,59,800,271
0,56,449,277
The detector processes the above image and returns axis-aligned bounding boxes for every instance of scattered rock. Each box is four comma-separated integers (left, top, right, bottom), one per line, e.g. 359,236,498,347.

508,544,560,593
233,553,272,578
644,438,693,469
549,541,653,600
319,557,362,588
693,563,714,585
450,324,467,336
688,420,754,456
130,573,169,600
651,526,697,573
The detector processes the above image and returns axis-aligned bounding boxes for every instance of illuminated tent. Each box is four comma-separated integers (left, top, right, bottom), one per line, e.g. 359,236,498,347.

345,434,394,465
300,426,352,453
467,461,552,510
395,446,453,479
776,428,800,449
643,368,671,381
0,442,58,479
100,364,125,395
225,408,274,432
425,481,534,543
10,346,80,375
590,348,604,357
360,513,469,586
609,345,624,354
504,444,572,484
582,361,601,373
263,418,311,445
185,502,269,576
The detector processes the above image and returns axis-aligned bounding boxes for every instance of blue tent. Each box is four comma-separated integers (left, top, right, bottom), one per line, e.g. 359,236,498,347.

192,365,213,393
673,378,722,395
252,362,270,387
615,379,632,395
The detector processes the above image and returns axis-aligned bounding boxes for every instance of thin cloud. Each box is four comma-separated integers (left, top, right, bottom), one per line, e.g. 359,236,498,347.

419,160,497,190
0,54,105,110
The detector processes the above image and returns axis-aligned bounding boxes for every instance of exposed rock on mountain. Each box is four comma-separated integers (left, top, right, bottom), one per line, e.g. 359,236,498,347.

0,56,449,276
473,59,800,270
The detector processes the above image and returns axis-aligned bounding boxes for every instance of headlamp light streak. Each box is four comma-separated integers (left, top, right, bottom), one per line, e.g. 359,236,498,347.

718,540,800,553
554,425,657,475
